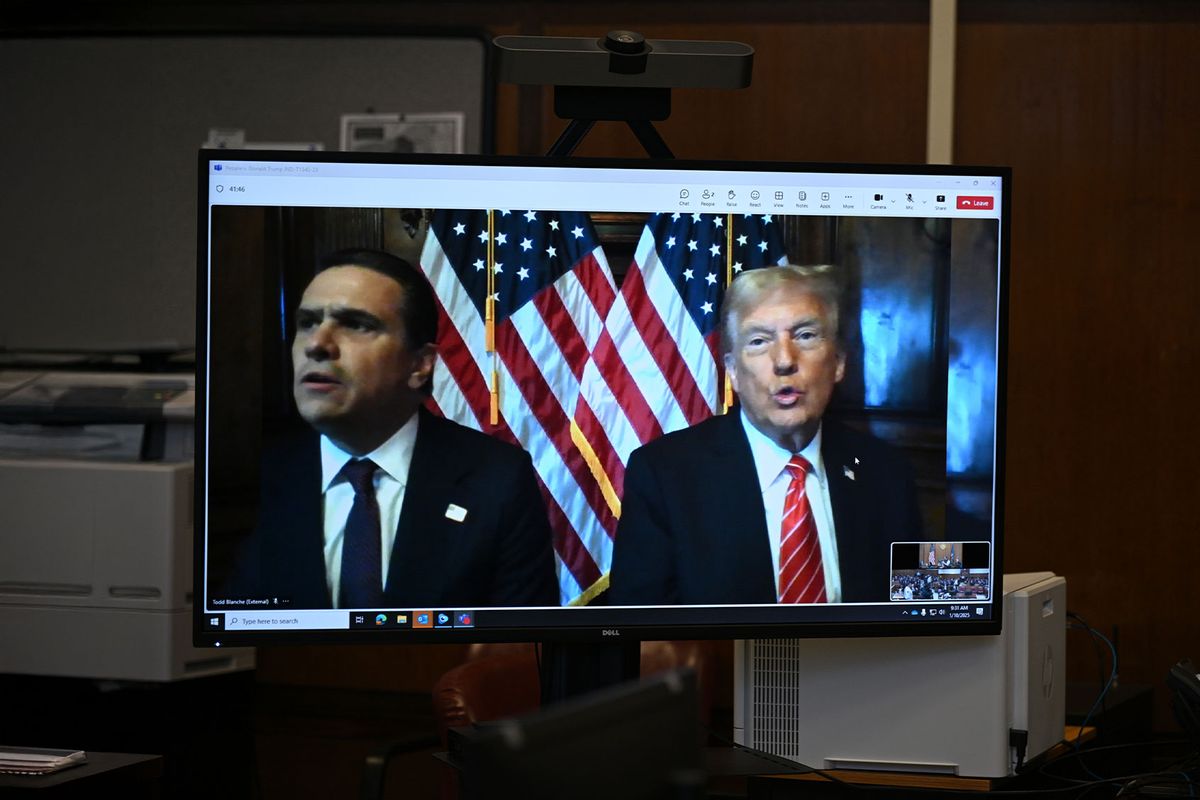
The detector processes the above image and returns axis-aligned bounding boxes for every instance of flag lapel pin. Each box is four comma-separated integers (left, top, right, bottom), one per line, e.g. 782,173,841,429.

445,504,468,523
843,465,856,481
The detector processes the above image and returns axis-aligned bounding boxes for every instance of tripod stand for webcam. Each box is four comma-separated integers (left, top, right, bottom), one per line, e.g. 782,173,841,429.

547,92,674,159
547,95,674,159
543,31,677,159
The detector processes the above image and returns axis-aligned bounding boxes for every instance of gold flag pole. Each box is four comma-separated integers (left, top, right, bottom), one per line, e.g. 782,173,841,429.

723,213,735,413
486,210,499,425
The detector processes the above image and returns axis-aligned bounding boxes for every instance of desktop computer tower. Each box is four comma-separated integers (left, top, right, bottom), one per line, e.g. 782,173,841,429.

733,572,1067,777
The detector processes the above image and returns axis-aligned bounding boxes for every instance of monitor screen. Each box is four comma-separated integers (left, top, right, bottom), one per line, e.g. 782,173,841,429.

195,151,1008,645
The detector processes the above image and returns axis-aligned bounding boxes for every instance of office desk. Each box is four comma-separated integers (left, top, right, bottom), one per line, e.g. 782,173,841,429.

0,752,162,797
745,727,1098,798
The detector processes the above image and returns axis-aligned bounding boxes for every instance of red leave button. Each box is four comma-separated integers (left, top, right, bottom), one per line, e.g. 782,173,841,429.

957,195,994,210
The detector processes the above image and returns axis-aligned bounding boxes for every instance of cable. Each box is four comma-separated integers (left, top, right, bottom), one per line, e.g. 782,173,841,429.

1116,772,1199,798
1012,728,1029,772
1040,737,1200,799
1069,611,1112,723
1065,615,1119,780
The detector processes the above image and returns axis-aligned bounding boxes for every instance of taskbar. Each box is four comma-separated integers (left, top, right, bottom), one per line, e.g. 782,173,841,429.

201,600,993,633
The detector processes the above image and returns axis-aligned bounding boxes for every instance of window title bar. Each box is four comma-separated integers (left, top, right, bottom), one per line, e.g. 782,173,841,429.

204,159,1004,219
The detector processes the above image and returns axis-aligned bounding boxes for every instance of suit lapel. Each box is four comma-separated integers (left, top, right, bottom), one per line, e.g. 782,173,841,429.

384,410,465,598
710,412,777,602
264,433,331,607
822,421,869,601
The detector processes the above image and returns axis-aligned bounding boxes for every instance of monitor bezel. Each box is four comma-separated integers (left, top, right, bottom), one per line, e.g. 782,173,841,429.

193,149,1009,646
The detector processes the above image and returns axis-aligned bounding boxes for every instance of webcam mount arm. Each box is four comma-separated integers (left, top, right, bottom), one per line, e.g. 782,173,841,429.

494,31,754,159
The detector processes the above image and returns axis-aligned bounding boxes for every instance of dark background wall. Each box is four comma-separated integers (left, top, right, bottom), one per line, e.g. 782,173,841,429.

5,0,1197,741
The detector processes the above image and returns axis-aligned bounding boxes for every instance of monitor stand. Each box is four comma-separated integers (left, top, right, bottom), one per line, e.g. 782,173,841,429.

539,641,641,705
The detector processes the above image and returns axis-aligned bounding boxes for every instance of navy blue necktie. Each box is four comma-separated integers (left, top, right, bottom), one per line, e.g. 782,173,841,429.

338,459,383,609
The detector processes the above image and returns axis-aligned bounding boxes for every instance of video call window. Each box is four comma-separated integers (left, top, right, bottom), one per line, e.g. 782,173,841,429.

198,156,1007,639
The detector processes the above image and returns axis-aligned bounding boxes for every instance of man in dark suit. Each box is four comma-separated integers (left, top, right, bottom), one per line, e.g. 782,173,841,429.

608,265,921,605
227,248,558,609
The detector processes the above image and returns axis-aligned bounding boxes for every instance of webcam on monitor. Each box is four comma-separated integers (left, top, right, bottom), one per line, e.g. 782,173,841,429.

493,31,753,89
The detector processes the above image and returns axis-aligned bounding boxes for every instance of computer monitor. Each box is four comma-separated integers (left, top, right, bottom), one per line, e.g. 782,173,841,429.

194,151,1008,646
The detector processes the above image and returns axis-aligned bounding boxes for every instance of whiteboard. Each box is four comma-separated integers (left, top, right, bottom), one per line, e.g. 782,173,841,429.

0,34,490,353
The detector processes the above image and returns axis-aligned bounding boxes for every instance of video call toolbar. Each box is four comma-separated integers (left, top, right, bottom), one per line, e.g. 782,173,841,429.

206,161,1003,220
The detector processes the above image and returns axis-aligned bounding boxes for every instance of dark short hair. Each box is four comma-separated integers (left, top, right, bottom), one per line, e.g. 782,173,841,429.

316,248,438,348
719,264,843,357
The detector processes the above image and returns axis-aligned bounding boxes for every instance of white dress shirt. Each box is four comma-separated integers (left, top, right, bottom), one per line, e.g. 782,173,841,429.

740,410,843,603
319,414,419,608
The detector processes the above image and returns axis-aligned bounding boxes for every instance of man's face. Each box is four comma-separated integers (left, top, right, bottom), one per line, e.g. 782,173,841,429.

292,266,434,455
725,284,845,452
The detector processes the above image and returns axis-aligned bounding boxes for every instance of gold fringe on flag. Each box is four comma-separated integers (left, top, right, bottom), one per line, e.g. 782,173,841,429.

569,573,610,606
485,210,496,353
490,369,499,426
569,419,622,518
723,213,735,414
486,210,499,425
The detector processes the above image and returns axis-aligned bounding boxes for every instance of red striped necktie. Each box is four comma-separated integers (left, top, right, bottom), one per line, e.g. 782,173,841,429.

779,455,827,604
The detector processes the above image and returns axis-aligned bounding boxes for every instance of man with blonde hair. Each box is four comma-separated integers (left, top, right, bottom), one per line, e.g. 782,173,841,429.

609,264,921,605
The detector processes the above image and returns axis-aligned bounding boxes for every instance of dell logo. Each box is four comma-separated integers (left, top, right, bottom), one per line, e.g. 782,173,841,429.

602,629,621,637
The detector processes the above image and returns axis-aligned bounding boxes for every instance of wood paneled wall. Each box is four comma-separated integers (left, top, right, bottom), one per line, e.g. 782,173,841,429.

955,1,1200,732
524,19,928,162
12,0,1196,732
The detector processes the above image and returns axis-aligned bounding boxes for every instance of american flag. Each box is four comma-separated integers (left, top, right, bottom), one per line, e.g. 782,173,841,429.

420,208,787,605
589,211,790,428
420,208,620,605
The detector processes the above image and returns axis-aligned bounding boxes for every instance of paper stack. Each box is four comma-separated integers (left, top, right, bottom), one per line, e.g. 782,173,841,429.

0,746,87,775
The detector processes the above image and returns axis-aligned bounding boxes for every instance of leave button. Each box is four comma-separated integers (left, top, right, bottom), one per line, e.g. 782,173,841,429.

956,195,994,210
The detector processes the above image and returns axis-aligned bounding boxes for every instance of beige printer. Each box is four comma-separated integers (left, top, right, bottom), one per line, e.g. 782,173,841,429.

0,370,252,680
